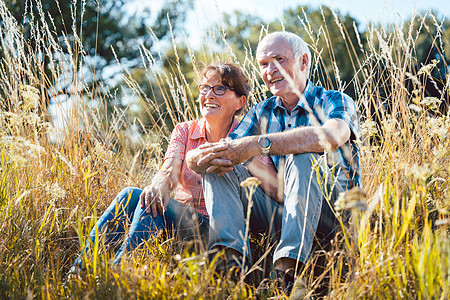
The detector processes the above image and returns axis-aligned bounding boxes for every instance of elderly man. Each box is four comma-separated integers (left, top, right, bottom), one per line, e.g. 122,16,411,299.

187,31,360,293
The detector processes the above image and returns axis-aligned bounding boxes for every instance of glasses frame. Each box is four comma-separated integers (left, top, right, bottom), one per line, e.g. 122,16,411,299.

198,84,235,96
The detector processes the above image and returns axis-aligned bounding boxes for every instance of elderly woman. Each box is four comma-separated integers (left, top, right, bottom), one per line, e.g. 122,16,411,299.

72,62,278,269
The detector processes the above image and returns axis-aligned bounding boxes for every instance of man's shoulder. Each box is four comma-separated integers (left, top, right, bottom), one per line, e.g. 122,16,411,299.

319,87,354,102
307,81,348,98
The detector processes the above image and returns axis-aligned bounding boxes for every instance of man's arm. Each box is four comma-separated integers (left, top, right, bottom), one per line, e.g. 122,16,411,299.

268,118,350,155
197,118,351,173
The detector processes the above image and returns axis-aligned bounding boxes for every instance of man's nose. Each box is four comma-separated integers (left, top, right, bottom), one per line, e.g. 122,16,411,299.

267,61,278,74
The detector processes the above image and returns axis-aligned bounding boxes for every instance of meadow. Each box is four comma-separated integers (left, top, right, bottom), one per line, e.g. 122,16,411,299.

0,1,449,298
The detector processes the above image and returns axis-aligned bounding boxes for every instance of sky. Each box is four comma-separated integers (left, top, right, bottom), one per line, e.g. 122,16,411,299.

166,0,449,48
190,0,448,25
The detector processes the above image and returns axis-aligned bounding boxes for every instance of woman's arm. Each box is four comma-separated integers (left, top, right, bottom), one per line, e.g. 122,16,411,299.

246,158,283,204
140,158,183,218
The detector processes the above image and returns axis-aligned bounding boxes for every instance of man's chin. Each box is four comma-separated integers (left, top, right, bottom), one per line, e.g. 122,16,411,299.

270,88,285,98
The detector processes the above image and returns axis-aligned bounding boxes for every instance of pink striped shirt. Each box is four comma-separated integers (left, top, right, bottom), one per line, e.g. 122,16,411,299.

164,117,272,216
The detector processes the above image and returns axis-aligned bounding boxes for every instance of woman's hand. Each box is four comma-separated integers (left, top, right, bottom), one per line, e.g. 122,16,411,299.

139,158,182,218
139,178,171,218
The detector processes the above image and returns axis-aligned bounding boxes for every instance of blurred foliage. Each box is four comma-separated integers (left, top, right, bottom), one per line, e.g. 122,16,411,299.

2,0,194,102
3,0,449,150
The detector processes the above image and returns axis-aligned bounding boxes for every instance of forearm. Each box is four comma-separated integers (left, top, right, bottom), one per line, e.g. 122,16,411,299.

267,119,350,156
151,158,182,192
151,171,175,192
195,120,350,175
268,127,326,155
141,158,181,217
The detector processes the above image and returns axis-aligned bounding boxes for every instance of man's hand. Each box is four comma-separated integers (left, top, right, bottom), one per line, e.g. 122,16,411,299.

186,140,234,175
197,136,259,174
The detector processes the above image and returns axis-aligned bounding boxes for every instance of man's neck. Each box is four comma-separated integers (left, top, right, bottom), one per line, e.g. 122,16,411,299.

280,94,300,114
280,80,308,113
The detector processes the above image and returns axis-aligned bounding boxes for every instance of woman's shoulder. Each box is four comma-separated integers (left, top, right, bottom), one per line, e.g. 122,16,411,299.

172,118,206,140
174,119,204,130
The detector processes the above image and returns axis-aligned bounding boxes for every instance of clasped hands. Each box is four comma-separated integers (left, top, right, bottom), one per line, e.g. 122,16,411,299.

193,137,250,176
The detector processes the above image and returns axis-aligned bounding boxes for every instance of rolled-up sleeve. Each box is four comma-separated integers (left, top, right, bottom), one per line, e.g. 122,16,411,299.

324,91,358,134
164,123,188,161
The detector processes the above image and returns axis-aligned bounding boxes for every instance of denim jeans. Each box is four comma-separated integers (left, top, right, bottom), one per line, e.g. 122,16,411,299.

74,187,209,266
202,153,342,265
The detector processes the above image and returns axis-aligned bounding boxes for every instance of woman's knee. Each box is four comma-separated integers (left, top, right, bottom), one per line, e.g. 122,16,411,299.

117,187,142,201
115,187,143,209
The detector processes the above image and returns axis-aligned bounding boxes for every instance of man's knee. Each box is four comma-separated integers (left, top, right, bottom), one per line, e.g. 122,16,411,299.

287,152,322,171
202,166,249,200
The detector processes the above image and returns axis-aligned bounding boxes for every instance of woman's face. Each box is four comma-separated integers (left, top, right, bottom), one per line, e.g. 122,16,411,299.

198,70,245,124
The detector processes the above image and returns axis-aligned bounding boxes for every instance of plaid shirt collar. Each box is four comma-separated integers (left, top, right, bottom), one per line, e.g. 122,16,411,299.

273,80,316,114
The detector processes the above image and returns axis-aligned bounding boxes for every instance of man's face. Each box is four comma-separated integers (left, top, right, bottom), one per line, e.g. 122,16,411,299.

256,36,308,106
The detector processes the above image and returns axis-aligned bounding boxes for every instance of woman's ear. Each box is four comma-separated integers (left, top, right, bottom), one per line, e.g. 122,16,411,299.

236,95,246,111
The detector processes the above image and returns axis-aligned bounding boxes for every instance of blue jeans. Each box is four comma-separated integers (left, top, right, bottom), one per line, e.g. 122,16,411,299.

203,153,342,265
75,187,209,266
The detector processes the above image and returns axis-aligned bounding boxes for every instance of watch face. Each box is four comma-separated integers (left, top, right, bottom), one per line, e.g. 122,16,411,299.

259,137,270,148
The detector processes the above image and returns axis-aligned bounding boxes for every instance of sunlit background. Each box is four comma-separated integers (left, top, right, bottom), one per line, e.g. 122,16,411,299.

128,0,450,48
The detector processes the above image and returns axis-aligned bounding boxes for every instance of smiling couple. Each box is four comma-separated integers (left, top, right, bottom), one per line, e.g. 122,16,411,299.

73,31,361,297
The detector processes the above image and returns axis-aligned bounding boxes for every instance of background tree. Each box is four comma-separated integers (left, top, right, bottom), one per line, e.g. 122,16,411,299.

281,6,366,99
2,0,193,107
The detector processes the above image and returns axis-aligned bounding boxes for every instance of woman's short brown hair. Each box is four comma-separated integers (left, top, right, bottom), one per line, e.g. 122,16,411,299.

199,62,250,115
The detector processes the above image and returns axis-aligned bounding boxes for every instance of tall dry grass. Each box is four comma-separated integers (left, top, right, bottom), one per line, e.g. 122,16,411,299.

0,0,449,298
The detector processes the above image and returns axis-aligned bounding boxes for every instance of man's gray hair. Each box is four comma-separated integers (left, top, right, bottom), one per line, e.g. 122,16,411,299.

258,31,312,76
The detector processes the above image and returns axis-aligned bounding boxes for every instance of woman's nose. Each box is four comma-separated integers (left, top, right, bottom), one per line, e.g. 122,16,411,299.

205,88,215,97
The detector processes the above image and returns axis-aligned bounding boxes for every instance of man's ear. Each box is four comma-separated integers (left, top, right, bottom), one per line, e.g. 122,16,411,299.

300,53,309,71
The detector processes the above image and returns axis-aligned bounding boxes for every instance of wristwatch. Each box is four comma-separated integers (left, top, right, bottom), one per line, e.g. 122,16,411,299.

258,135,272,156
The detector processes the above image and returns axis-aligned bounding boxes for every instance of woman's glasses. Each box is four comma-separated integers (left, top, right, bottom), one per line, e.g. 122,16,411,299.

198,84,234,96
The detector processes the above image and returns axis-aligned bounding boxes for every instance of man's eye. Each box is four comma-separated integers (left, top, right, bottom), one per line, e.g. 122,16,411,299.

217,86,227,92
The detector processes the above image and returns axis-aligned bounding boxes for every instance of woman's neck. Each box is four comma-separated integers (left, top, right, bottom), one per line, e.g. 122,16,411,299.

205,117,233,143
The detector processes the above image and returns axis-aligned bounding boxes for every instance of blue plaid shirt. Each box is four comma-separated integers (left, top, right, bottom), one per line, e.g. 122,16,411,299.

229,81,361,190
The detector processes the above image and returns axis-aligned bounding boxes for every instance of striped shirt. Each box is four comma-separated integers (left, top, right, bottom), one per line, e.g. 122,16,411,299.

229,81,361,190
165,117,273,216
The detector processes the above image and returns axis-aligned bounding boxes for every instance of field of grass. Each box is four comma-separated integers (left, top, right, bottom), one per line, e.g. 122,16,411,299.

0,1,449,299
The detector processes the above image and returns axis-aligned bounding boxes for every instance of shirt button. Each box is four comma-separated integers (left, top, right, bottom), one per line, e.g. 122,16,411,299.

288,124,292,128
198,181,201,184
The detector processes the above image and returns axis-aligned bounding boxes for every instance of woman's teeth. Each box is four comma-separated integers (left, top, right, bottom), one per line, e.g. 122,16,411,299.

204,104,219,108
